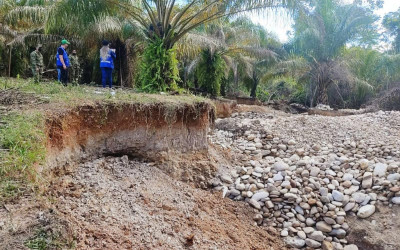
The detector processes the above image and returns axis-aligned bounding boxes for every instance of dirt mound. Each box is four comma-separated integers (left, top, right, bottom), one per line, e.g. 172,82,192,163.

234,97,262,106
0,156,285,250
0,97,287,249
213,98,237,118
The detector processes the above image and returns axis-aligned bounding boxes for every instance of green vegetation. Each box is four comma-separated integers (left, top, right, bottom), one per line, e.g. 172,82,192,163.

0,78,208,107
138,39,180,92
24,229,74,250
0,0,399,107
0,111,45,201
383,8,400,53
196,49,226,97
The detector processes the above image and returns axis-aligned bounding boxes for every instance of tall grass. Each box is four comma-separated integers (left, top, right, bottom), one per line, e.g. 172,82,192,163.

0,112,46,201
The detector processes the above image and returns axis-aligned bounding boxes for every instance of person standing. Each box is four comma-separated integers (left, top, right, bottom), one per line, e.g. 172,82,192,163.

100,40,116,88
30,44,43,83
69,50,81,84
56,39,70,85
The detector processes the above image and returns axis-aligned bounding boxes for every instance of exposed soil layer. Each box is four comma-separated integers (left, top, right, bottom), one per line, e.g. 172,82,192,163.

307,108,369,116
0,96,287,249
234,97,262,106
44,102,215,170
213,98,237,118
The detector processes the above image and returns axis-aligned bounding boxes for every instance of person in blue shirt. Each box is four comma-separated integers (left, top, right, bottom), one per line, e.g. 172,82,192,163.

100,40,117,88
56,39,70,85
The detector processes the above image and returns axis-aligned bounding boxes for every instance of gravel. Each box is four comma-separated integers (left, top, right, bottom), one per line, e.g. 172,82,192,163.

210,109,400,249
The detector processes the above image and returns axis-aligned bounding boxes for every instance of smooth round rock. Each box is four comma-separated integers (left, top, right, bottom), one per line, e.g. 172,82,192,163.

297,231,307,240
357,205,375,218
274,161,289,171
309,231,324,242
322,241,334,250
316,221,333,233
248,199,261,210
344,244,359,250
332,190,344,202
284,237,306,248
306,238,322,248
252,191,269,201
392,197,400,205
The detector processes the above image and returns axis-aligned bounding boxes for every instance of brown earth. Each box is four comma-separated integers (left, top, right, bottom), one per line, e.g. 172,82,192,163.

307,108,369,116
0,89,285,249
234,97,262,106
0,152,285,250
213,98,237,118
44,102,214,171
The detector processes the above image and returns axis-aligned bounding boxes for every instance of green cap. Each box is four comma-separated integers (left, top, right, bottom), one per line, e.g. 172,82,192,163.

61,39,70,45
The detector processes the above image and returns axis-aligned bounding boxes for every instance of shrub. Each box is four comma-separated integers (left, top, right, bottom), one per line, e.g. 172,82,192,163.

196,49,226,97
137,39,180,92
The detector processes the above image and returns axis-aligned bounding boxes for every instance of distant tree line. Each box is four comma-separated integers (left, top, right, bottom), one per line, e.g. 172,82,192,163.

0,0,399,108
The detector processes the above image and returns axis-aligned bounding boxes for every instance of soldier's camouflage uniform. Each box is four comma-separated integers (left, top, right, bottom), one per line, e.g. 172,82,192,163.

30,50,43,83
69,54,81,84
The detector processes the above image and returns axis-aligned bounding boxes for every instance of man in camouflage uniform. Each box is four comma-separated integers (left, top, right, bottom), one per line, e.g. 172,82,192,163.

69,50,81,84
30,44,44,83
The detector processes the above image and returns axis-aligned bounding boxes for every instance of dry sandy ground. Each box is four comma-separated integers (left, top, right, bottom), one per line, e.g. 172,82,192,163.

347,205,400,250
0,155,285,249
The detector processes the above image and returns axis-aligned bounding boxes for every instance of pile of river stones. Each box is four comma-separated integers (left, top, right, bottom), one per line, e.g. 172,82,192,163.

209,110,400,249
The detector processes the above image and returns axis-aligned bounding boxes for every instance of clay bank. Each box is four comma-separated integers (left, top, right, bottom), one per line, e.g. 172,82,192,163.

43,100,215,170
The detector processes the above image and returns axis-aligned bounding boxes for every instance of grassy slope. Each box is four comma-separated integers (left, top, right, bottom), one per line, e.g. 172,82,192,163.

0,78,207,106
0,78,211,202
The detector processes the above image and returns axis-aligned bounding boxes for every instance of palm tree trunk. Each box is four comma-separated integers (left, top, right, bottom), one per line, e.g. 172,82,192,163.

8,46,12,77
182,61,188,89
233,64,239,96
316,83,329,105
250,71,258,98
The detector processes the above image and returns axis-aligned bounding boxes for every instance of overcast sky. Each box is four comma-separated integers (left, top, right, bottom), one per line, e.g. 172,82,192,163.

249,0,400,43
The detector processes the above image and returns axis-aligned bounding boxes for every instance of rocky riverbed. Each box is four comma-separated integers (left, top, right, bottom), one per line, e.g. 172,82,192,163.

210,108,400,249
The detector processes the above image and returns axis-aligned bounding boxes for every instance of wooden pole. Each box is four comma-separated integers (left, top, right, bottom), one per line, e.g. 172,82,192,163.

119,46,123,87
8,46,12,77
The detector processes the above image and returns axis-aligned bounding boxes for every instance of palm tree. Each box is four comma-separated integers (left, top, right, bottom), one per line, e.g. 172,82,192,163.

186,17,279,97
128,0,300,92
255,54,311,103
383,8,400,54
288,0,378,106
2,0,301,89
0,0,60,77
2,0,146,84
79,0,300,91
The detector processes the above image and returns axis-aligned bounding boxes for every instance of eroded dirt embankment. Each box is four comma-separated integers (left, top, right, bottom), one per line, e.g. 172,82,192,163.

44,102,214,169
1,99,286,249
